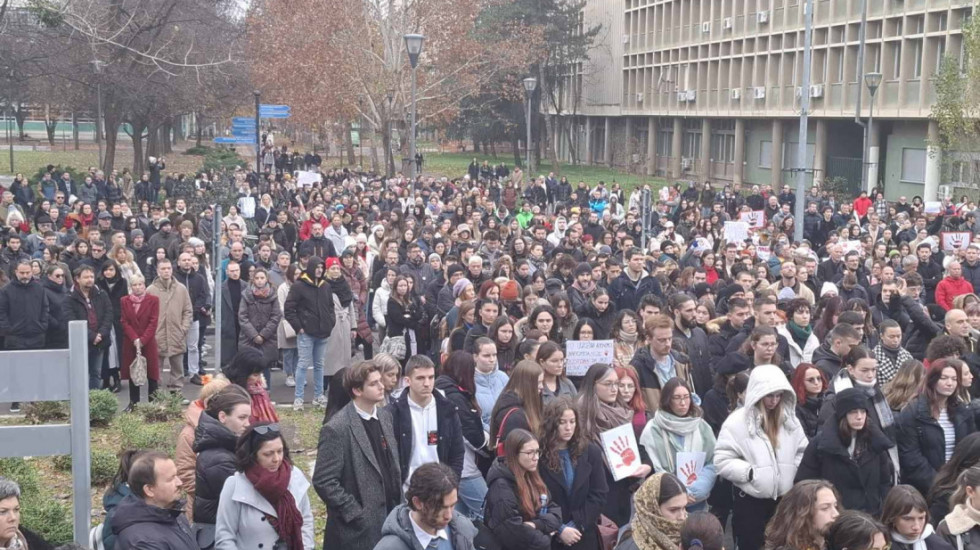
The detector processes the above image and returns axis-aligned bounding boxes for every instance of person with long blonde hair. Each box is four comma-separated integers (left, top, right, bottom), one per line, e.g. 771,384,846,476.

884,359,926,413
489,360,544,451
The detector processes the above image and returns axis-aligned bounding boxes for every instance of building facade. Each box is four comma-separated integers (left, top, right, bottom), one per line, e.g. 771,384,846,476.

558,0,974,200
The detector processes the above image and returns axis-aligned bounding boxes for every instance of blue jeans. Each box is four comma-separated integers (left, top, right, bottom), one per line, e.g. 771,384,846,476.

283,348,297,377
456,475,488,521
296,333,326,401
88,348,105,390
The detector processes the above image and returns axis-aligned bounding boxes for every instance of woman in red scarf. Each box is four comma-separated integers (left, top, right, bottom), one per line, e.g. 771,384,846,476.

214,422,314,550
224,347,280,423
120,274,160,407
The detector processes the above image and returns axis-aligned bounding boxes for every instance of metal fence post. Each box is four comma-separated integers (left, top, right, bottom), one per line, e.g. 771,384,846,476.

67,321,92,544
213,205,222,368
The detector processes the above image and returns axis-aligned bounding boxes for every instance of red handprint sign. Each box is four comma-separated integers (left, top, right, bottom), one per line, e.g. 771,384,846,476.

600,424,643,481
680,461,699,485
610,436,636,468
675,451,706,486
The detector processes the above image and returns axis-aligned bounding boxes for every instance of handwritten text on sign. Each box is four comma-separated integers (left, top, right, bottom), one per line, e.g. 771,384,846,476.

565,339,615,377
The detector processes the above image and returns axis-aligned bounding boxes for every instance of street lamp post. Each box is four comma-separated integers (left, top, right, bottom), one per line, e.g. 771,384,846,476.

386,91,394,177
92,60,105,171
864,72,883,194
523,77,537,174
253,90,261,175
404,34,424,179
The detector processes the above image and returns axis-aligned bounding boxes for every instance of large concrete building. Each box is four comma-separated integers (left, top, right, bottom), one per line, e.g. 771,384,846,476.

556,0,974,200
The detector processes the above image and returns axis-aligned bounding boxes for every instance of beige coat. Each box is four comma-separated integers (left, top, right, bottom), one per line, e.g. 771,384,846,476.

175,402,205,521
147,277,193,357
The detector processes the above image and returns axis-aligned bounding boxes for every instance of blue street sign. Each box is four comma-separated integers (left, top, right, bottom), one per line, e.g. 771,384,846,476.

232,117,255,124
214,137,256,144
231,127,257,134
259,112,291,119
232,120,257,128
259,104,290,111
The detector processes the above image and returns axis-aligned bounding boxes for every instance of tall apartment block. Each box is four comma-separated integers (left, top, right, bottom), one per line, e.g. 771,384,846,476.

556,0,974,200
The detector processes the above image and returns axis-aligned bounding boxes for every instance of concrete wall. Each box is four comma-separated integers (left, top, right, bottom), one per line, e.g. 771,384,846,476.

883,119,929,200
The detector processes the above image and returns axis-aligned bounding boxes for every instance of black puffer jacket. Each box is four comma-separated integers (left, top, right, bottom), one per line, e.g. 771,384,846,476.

283,258,336,339
0,277,49,349
42,277,69,349
796,395,824,439
812,342,843,380
897,395,976,496
484,459,563,550
435,375,489,454
65,285,113,350
112,494,197,550
192,413,238,525
795,419,894,515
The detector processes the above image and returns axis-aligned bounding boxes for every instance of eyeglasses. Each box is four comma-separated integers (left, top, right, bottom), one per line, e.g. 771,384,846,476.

520,449,541,457
251,423,280,435
597,381,619,388
52,273,64,279
671,394,692,402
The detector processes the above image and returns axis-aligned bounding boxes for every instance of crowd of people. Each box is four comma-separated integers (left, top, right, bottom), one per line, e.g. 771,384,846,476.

7,148,980,550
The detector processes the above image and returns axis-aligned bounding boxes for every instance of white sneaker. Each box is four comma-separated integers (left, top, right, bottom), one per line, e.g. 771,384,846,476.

293,398,304,411
314,395,328,408
285,375,296,387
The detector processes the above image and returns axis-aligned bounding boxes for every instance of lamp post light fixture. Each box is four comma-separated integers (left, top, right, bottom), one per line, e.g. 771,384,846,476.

404,33,424,179
864,72,882,193
523,76,537,174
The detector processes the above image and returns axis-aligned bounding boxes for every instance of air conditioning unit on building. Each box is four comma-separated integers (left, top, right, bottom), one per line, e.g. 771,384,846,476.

810,84,825,98
731,88,741,100
681,158,693,170
754,86,767,99
636,93,644,102
758,10,769,24
702,22,711,33
724,17,733,29
677,91,688,102
686,90,697,101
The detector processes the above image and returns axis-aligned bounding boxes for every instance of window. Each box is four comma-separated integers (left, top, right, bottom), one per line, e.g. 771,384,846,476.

710,134,736,162
893,42,903,79
901,148,927,183
939,13,948,31
658,129,673,157
936,39,946,75
760,140,773,168
912,40,923,78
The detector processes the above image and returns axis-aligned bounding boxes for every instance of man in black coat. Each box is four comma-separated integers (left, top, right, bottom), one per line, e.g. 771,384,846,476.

65,264,113,390
609,247,662,311
284,258,336,408
669,293,713,396
706,297,752,362
916,243,943,304
112,452,197,550
386,356,464,485
0,260,49,351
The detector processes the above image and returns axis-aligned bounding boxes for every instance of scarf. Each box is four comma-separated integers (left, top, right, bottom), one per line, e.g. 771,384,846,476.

787,320,812,350
832,370,894,429
0,530,27,550
252,282,272,299
891,523,935,550
572,280,596,295
619,326,639,345
245,460,304,550
247,380,280,423
943,501,980,536
594,400,632,439
129,291,147,314
632,473,683,550
645,410,714,473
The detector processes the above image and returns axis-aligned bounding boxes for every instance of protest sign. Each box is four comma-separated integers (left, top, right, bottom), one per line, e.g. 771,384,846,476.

924,201,943,214
942,232,972,252
600,424,643,481
296,171,322,187
723,221,750,243
565,339,614,377
739,211,765,228
841,240,863,255
756,245,771,261
676,451,707,488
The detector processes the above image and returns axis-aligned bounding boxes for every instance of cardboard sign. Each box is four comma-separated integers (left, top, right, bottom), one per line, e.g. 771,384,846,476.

942,232,972,252
565,339,615,377
296,170,322,187
925,201,943,214
739,210,765,228
723,221,750,243
756,245,771,262
600,423,643,481
676,451,707,488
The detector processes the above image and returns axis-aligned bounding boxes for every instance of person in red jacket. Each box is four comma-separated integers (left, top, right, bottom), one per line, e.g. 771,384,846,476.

298,203,329,241
936,260,975,310
852,190,873,219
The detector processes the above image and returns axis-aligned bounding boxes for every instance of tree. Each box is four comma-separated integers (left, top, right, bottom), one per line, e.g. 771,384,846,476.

932,12,980,187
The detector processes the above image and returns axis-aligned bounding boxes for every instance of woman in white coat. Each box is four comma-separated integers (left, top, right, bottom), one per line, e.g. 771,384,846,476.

776,298,820,369
372,266,397,339
277,265,298,388
215,422,315,550
714,364,809,550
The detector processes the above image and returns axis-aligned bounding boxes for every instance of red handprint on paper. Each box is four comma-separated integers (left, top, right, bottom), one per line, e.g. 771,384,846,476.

610,436,636,468
680,461,699,485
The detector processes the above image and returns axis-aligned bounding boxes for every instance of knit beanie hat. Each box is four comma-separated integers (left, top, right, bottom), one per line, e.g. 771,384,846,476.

821,282,839,297
447,264,465,279
834,388,871,421
453,278,472,299
500,280,521,302
130,229,144,239
574,262,592,277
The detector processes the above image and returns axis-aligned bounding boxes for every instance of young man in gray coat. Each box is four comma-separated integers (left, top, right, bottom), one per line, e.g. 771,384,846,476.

313,360,402,550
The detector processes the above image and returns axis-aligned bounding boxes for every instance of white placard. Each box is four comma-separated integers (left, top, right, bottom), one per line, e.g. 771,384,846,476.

756,245,771,261
676,451,707,488
723,221,750,243
925,201,943,214
600,423,643,481
739,210,765,228
943,232,972,252
296,170,322,187
841,240,863,255
565,339,615,377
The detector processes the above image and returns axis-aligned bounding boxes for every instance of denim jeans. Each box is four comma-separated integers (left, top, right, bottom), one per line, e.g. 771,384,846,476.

88,348,105,390
455,475,488,521
184,320,200,375
296,333,327,400
283,348,298,377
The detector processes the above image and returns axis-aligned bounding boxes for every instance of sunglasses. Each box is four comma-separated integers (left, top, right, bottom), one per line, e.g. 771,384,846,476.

251,423,280,435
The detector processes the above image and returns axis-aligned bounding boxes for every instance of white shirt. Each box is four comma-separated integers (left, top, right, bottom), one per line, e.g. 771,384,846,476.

405,394,440,490
354,402,379,421
410,510,448,549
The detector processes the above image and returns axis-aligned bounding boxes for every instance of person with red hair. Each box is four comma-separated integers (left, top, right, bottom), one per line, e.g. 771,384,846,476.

792,362,829,439
616,365,648,439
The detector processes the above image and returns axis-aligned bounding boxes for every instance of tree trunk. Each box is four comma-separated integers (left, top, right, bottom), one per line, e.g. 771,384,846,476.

44,105,57,146
162,120,174,154
512,136,521,167
369,127,380,173
344,121,355,166
103,110,121,174
129,118,149,176
490,141,497,158
72,112,80,150
542,111,561,178
14,104,27,140
195,112,203,147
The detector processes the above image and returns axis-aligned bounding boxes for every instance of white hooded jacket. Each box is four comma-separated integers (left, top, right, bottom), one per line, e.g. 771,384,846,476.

715,364,808,500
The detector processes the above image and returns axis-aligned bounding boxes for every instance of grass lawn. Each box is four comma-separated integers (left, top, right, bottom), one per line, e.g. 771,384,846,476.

0,145,209,178
416,151,668,192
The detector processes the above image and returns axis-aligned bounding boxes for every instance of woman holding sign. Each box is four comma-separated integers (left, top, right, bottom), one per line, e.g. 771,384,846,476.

715,364,808,550
578,363,652,527
538,397,609,550
639,378,717,512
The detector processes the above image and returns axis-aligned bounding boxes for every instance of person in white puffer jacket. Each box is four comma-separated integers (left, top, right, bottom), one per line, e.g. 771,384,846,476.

714,364,809,550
